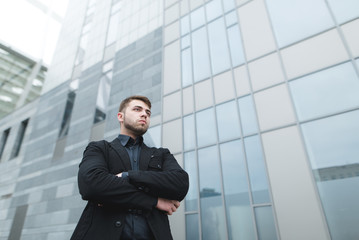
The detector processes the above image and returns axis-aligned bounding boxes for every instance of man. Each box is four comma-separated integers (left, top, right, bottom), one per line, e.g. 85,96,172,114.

71,95,189,240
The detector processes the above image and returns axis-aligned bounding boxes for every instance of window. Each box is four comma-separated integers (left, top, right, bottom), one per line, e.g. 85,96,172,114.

10,119,29,159
254,206,278,240
208,17,231,75
220,140,256,239
184,151,198,211
192,27,211,82
94,74,112,124
0,128,10,161
183,114,196,151
59,91,76,138
227,24,245,67
266,0,334,47
301,110,359,239
290,62,359,121
238,95,258,136
244,135,271,204
216,101,241,141
198,146,227,240
196,108,217,147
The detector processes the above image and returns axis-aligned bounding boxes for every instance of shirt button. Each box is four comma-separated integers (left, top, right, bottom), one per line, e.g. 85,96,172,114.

115,221,122,227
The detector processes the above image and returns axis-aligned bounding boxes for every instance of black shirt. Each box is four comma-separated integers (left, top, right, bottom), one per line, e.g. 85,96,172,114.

117,134,155,240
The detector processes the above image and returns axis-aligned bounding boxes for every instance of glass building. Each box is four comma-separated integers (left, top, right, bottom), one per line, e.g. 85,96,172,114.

0,0,359,239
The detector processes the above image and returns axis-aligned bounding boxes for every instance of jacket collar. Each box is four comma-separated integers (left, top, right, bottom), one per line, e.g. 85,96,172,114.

110,137,153,171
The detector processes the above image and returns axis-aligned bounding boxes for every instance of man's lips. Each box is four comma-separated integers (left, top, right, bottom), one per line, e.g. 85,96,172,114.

138,120,147,124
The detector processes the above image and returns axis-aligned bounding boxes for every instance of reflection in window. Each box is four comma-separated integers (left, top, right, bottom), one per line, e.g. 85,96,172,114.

183,115,196,150
208,18,231,75
266,0,334,47
244,135,271,204
59,91,76,138
216,101,241,141
227,24,245,67
0,128,10,161
186,214,200,240
191,7,205,30
327,0,359,24
184,151,198,211
238,95,258,136
198,146,226,240
196,108,217,147
220,140,256,240
10,119,29,159
192,27,211,82
290,62,359,121
181,48,193,87
254,206,278,240
94,74,112,123
206,0,222,22
301,110,359,239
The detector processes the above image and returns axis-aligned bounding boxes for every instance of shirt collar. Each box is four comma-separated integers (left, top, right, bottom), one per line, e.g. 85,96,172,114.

118,134,143,147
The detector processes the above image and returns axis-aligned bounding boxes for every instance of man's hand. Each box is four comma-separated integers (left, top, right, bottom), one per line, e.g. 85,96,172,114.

156,198,180,215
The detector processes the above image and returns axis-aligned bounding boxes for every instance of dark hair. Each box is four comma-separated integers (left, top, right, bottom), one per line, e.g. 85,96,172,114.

118,95,152,112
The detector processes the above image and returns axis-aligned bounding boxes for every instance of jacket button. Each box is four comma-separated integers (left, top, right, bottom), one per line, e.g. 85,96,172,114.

115,221,122,227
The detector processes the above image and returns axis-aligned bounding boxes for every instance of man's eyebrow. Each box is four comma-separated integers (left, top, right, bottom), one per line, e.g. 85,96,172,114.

133,105,151,113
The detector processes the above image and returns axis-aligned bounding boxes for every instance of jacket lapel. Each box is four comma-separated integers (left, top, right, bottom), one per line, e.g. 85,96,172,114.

109,138,132,170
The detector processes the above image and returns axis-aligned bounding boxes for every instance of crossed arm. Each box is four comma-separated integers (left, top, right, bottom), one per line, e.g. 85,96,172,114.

116,172,181,215
78,142,189,214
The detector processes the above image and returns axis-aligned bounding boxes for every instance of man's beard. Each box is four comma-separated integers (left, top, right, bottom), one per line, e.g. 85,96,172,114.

123,117,148,136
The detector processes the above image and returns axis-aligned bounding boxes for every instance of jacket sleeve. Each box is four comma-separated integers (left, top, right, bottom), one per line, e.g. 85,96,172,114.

77,141,157,211
127,148,189,201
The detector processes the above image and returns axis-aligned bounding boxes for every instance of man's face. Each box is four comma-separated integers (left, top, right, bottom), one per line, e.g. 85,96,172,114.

117,99,151,138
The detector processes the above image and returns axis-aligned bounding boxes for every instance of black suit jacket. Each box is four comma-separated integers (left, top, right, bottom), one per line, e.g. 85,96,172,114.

70,138,189,240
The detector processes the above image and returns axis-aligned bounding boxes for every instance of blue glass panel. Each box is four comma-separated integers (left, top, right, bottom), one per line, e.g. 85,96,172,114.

244,135,271,204
220,140,256,240
181,15,190,36
196,108,217,147
181,48,193,87
186,214,200,240
191,6,206,30
184,151,199,211
181,35,190,49
290,62,359,121
327,0,359,24
206,0,222,22
254,206,278,240
301,110,359,239
227,25,245,67
266,0,334,47
198,146,227,240
223,0,236,13
238,95,258,136
208,18,231,75
225,11,237,27
143,125,161,147
216,101,241,141
183,114,196,150
192,27,211,82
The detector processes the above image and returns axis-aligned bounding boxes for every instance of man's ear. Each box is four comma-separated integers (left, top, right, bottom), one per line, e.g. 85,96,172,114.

117,112,124,123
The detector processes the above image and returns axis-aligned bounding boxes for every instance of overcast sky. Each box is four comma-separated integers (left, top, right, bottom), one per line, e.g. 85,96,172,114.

0,0,69,65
